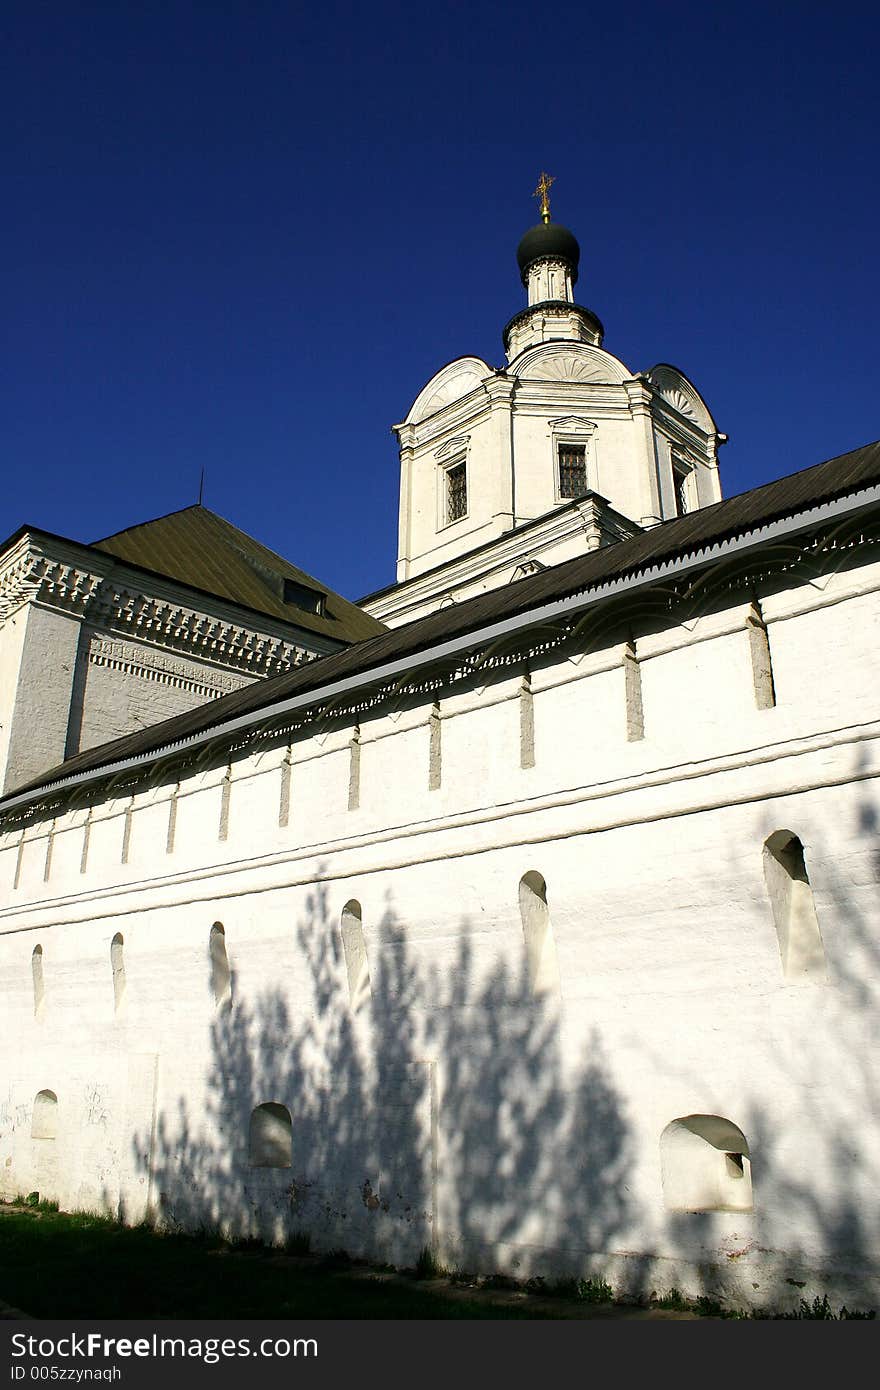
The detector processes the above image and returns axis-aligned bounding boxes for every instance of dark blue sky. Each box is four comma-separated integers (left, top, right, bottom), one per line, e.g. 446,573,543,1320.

4,2,878,602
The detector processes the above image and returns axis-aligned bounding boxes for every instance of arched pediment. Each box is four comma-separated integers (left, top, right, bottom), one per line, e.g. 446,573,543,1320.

405,356,492,425
644,363,717,432
511,341,634,385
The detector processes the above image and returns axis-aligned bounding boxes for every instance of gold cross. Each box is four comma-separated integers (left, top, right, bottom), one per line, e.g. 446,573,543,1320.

533,171,555,223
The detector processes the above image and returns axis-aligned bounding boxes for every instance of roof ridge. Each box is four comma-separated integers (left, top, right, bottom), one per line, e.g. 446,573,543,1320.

87,501,386,640
95,504,344,598
91,502,219,546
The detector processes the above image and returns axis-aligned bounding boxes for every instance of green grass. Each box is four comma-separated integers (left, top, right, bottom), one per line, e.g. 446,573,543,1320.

531,1275,615,1304
414,1244,444,1279
651,1286,691,1311
649,1287,875,1320
17,1192,58,1212
1,1205,874,1320
0,1207,552,1319
770,1294,875,1321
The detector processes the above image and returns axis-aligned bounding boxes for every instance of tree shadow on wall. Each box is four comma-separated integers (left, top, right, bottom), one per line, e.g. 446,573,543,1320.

738,764,880,1295
134,874,634,1277
660,759,880,1305
434,937,632,1272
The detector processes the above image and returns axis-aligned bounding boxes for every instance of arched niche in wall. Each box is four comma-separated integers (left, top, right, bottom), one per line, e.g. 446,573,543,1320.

660,1115,752,1212
518,871,560,996
32,1089,58,1141
32,944,45,1019
209,922,232,1010
763,831,827,982
340,900,371,1011
110,933,126,1014
249,1102,292,1168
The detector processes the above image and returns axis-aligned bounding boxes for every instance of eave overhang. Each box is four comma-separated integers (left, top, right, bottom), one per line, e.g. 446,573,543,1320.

3,479,879,819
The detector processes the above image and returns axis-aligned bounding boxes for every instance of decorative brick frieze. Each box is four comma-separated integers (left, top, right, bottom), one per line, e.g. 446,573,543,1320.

87,635,249,701
0,549,101,624
91,585,310,676
0,541,314,677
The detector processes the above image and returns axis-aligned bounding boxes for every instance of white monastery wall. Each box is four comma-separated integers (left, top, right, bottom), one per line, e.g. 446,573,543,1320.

1,558,879,1307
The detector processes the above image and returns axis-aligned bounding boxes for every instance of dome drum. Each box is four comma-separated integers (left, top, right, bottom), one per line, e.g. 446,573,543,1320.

503,300,604,356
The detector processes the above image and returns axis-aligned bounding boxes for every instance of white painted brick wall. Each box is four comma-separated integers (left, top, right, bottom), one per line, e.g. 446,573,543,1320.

1,560,879,1309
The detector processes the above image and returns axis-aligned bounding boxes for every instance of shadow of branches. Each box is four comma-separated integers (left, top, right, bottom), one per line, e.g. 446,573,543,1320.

736,759,880,1293
654,750,880,1308
129,752,880,1306
134,874,634,1277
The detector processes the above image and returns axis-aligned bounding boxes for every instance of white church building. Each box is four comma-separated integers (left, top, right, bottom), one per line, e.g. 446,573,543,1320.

1,186,879,1311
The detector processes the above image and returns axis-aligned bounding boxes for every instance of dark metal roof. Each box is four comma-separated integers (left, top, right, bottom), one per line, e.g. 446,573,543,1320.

516,222,580,284
6,438,880,802
92,505,386,644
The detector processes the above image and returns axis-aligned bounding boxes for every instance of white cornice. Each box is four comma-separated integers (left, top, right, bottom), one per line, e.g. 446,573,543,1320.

4,483,878,817
0,535,320,678
366,496,637,626
413,392,494,450
0,539,104,624
649,396,714,452
511,382,631,412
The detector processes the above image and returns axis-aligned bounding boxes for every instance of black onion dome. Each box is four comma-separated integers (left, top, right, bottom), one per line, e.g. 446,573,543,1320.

516,222,580,286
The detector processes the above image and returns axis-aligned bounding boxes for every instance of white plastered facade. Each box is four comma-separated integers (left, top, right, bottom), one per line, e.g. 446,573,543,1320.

1,531,878,1310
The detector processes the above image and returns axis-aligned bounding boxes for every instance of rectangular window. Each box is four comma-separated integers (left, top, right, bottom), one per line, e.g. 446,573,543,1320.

558,444,587,498
672,463,691,516
446,461,467,523
283,578,326,616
